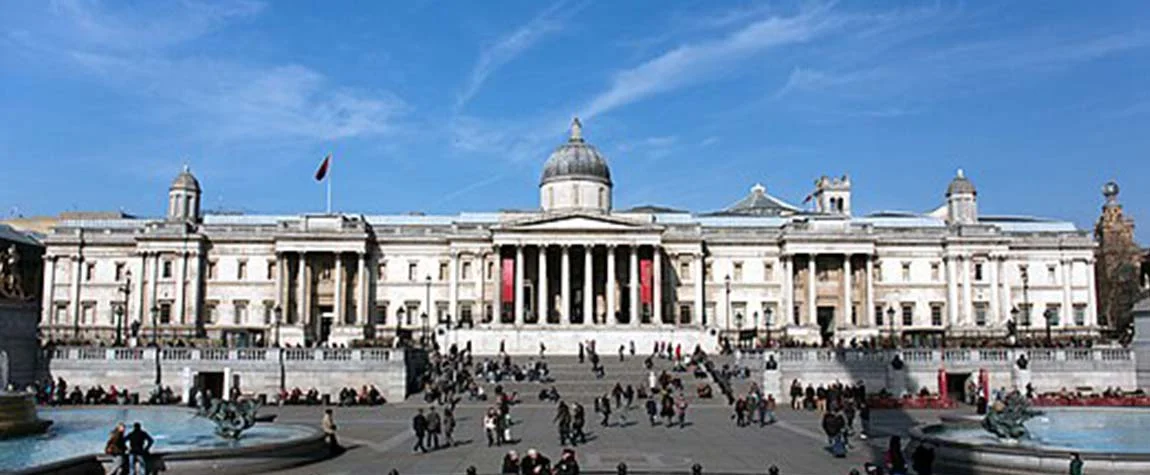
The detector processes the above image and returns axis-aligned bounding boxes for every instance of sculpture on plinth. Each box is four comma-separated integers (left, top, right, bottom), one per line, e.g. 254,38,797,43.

982,391,1042,440
197,398,261,439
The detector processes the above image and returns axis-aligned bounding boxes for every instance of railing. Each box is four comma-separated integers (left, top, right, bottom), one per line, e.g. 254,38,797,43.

50,347,403,363
765,347,1135,367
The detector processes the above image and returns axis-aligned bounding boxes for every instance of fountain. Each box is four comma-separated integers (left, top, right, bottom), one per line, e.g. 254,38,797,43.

0,392,51,439
910,394,1150,474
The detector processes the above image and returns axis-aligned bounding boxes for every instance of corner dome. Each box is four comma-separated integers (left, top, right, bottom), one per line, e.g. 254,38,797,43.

540,118,612,186
171,165,201,192
946,168,975,196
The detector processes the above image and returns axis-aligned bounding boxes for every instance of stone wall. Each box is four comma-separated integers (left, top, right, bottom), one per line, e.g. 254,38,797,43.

45,347,412,403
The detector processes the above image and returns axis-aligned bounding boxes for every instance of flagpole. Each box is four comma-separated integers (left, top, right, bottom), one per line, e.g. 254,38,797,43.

326,153,333,214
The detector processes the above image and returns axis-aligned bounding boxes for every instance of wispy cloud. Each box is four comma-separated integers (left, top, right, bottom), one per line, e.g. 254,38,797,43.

49,0,265,51
456,0,580,110
579,4,842,119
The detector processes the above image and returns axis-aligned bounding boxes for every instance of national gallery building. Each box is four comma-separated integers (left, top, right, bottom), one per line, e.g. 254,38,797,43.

39,120,1098,353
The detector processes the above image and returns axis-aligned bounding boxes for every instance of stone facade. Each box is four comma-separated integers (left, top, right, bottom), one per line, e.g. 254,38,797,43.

37,120,1098,353
1094,181,1145,333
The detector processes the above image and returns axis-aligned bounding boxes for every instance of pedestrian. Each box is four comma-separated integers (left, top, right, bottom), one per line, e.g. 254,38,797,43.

624,385,635,408
629,340,635,356
322,409,341,451
734,397,747,427
885,436,908,475
555,402,573,446
540,342,546,359
443,407,457,447
661,394,675,426
484,410,499,447
412,409,428,453
619,345,625,362
426,406,442,450
522,448,552,475
858,401,871,440
578,342,585,364
125,422,154,475
675,394,688,428
912,442,935,475
104,422,128,475
645,397,658,426
764,394,778,425
599,395,612,426
501,450,520,474
572,403,587,444
1069,452,1084,475
612,383,624,409
553,448,580,475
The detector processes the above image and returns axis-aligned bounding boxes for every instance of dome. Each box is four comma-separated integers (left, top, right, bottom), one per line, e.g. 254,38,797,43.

946,168,976,196
170,165,201,192
540,118,612,186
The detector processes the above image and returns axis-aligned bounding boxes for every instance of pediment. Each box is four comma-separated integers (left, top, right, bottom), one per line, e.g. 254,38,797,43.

501,213,651,232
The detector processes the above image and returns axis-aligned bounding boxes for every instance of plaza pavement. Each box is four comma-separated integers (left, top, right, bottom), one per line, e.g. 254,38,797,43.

266,403,961,475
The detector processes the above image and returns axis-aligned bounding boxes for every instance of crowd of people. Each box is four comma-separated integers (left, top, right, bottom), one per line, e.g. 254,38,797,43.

12,377,180,407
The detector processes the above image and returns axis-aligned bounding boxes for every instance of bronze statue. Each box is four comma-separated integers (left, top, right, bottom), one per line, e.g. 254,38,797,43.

197,398,261,439
0,245,27,301
982,391,1042,439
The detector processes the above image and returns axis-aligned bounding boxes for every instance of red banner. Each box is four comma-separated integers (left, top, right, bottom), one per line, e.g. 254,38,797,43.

501,258,515,302
640,258,653,304
937,369,948,400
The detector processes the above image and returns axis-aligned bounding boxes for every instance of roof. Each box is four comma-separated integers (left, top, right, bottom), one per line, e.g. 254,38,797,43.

946,169,976,196
540,118,612,186
171,166,201,192
0,223,43,247
705,184,800,217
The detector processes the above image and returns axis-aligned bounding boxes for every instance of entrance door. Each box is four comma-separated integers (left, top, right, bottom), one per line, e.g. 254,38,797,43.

318,305,333,344
195,371,224,400
817,306,836,343
947,372,971,402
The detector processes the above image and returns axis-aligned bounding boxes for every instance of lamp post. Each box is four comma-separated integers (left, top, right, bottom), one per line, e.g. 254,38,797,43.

724,275,732,336
274,305,285,393
1043,308,1059,346
396,308,405,344
766,307,774,348
1021,267,1031,338
887,306,897,348
424,275,432,347
115,270,132,347
1010,307,1020,345
273,305,283,348
150,305,161,387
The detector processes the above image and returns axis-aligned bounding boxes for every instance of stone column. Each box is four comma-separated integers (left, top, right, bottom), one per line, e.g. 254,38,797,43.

176,251,188,325
474,252,484,324
136,253,147,323
1001,257,1013,323
843,254,853,328
274,253,284,311
654,246,664,325
449,251,459,325
188,252,201,330
963,256,973,326
583,245,593,324
149,253,160,321
1061,259,1072,329
694,253,704,327
606,245,616,324
561,246,571,324
807,255,817,327
515,245,525,325
630,245,640,325
537,246,548,324
989,255,1000,325
865,255,874,328
358,252,369,325
42,256,56,324
296,253,306,326
946,256,958,327
494,246,502,326
334,253,344,325
1085,258,1097,328
782,255,793,326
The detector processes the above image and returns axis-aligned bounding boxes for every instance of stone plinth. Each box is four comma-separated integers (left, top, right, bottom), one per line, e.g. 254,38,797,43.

1134,298,1150,391
0,393,51,439
0,302,39,388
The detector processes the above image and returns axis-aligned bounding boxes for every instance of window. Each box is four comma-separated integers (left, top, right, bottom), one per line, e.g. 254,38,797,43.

598,188,605,208
763,262,774,282
705,262,713,282
901,303,914,326
319,263,332,281
115,262,126,281
901,262,911,281
875,305,884,326
206,261,216,280
263,301,274,325
85,263,96,281
974,263,984,282
162,260,173,278
931,263,940,282
234,300,248,325
54,304,67,324
874,263,883,282
378,262,387,280
1018,303,1032,326
462,261,472,280
931,304,944,327
1046,304,1061,326
436,301,449,323
159,302,172,324
266,261,276,280
1019,264,1029,281
851,305,859,326
374,301,388,325
460,303,473,323
680,260,691,280
732,261,743,282
81,302,95,324
1047,265,1057,284
486,261,495,280
1073,304,1086,326
205,301,218,324
408,262,418,281
679,304,692,324
237,260,247,280
974,303,988,326
438,262,448,281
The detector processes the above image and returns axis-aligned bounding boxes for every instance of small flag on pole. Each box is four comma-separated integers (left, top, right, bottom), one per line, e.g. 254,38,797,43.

802,192,813,204
314,154,331,181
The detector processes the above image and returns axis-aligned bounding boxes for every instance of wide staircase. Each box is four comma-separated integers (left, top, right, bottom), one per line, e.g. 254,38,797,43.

439,352,763,407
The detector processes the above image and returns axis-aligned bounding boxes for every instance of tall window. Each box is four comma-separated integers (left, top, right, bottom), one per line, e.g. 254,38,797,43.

679,304,692,324
974,303,988,326
901,303,914,326
408,262,418,281
732,261,743,282
875,305,885,326
460,303,473,323
462,261,472,280
85,263,96,281
263,301,274,325
205,301,218,324
874,263,883,282
234,300,248,325
486,261,495,280
81,302,95,324
901,262,911,281
1047,265,1057,284
162,260,173,278
680,260,691,281
931,304,944,327
115,262,126,281
1073,304,1086,326
237,260,247,280
598,188,605,208
763,262,774,282
375,302,389,325
266,261,276,280
206,261,216,280
438,262,448,281
974,263,984,281
159,302,172,324
55,304,68,324
930,263,940,281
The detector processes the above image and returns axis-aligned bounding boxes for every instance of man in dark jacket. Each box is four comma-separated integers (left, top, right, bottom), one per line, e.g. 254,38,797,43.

126,422,154,475
520,448,551,474
412,409,428,453
426,407,442,450
572,403,587,444
553,448,580,475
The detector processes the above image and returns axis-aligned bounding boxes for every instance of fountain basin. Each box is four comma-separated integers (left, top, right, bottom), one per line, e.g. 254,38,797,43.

0,393,52,439
0,407,326,475
910,408,1150,475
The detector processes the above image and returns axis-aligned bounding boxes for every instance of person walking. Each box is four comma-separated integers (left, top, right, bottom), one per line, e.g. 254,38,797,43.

858,401,871,440
1068,453,1084,475
790,379,802,410
572,403,587,444
645,397,658,426
764,394,778,425
675,394,689,428
555,402,573,446
661,393,675,427
578,342,585,364
885,436,908,475
412,409,429,453
125,422,154,475
104,422,128,475
484,409,499,447
443,407,457,448
599,394,612,426
426,407,442,450
321,409,341,451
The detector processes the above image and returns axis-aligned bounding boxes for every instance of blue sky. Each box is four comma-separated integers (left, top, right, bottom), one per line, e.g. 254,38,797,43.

1,1,1148,241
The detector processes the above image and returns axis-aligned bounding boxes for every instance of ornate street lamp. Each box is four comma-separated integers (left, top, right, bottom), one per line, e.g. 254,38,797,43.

115,270,131,347
273,305,283,348
765,307,775,348
424,275,432,345
887,306,897,348
114,305,125,347
724,275,732,335
150,305,161,387
1044,308,1059,346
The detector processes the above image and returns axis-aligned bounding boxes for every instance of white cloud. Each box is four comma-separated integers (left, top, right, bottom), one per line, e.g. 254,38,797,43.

456,0,579,110
49,0,265,51
578,5,843,120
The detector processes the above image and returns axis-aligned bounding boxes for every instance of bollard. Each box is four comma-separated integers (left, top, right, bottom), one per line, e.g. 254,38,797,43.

617,462,628,474
768,465,779,475
692,463,703,475
466,466,478,475
849,470,860,475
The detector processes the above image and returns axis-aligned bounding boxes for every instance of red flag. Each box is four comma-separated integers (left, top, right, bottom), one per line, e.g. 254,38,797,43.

802,193,813,204
314,154,331,181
